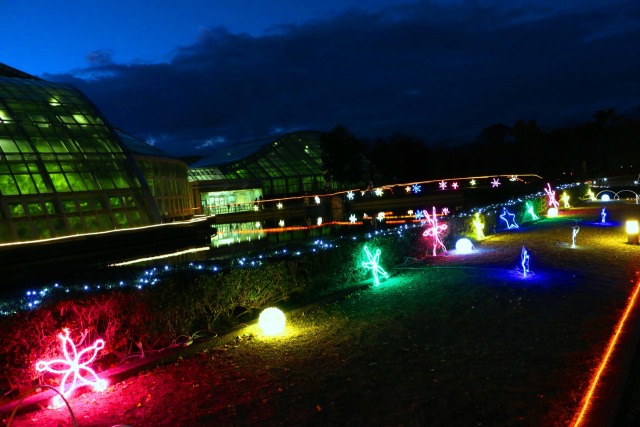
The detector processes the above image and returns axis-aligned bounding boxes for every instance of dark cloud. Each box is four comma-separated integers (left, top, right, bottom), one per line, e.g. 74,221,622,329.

46,0,640,156
84,49,114,67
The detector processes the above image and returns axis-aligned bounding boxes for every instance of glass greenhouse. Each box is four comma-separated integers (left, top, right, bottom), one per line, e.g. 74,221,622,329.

188,131,332,215
0,63,168,243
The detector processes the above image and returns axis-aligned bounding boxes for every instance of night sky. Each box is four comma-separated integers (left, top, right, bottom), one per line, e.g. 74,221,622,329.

3,0,639,156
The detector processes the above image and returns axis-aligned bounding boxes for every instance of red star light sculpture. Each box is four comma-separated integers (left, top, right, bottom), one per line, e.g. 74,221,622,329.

422,206,448,256
36,328,108,407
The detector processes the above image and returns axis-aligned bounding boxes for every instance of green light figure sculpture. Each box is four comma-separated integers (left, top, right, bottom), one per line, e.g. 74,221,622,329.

525,201,539,221
362,245,389,286
473,212,485,240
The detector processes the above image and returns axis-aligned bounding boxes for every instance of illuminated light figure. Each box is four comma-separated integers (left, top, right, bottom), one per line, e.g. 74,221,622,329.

499,207,519,229
525,201,539,221
276,202,283,209
586,188,596,201
349,214,357,224
314,196,321,204
572,226,580,248
441,207,450,216
422,207,448,256
35,329,107,407
278,219,285,227
258,307,286,336
407,210,414,216
347,191,355,200
547,207,558,218
455,238,475,254
520,246,530,277
473,212,485,240
439,180,448,190
626,220,639,244
491,178,501,188
376,212,385,221
362,245,389,286
601,208,607,223
561,191,571,208
374,188,383,197
544,183,559,210
451,182,459,190
317,217,323,226
412,184,421,194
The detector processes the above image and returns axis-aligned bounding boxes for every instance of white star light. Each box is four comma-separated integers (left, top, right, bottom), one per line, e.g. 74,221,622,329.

347,191,355,200
349,214,357,223
374,188,383,196
439,180,448,190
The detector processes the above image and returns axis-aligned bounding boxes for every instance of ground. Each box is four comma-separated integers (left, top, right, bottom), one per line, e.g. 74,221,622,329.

4,202,640,427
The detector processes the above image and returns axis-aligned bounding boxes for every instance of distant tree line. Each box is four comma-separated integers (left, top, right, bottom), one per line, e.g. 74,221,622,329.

320,107,640,187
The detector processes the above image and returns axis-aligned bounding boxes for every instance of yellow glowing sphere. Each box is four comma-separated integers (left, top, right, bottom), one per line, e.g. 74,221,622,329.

547,207,558,218
626,220,639,235
258,307,286,336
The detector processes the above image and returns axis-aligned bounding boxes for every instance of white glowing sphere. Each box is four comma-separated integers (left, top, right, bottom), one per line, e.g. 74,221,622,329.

259,307,286,336
547,207,558,218
455,238,474,254
601,194,611,202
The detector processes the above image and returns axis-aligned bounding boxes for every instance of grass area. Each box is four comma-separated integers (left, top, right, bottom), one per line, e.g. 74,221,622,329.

5,202,640,426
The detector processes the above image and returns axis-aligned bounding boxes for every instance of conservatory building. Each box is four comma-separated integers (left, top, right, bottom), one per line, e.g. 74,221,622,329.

188,131,332,215
0,63,190,244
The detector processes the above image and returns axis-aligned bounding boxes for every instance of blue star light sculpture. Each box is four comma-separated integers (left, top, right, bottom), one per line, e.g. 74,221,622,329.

500,207,519,229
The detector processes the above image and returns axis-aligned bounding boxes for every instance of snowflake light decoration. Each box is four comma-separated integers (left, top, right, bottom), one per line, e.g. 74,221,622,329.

36,329,107,407
349,214,357,223
422,206,448,256
414,209,425,222
439,180,448,190
347,191,355,200
376,212,385,221
362,245,389,286
451,182,459,190
374,188,383,197
441,207,450,215
314,196,321,204
544,183,559,209
279,219,285,227
491,178,501,188
499,207,519,229
412,184,421,194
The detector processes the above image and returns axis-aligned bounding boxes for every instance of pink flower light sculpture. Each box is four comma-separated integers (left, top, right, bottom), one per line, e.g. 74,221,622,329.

36,328,107,406
422,207,448,256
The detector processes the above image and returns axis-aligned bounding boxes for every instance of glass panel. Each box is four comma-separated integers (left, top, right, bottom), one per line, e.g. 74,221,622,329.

49,173,71,191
